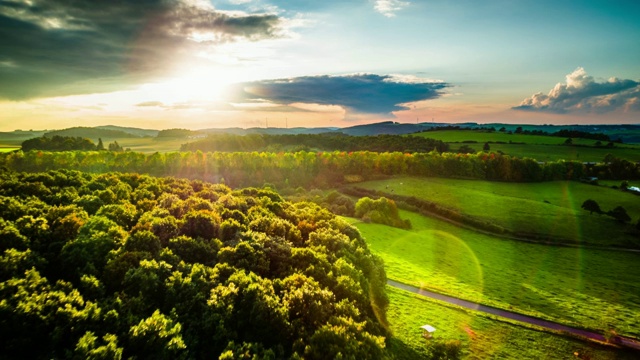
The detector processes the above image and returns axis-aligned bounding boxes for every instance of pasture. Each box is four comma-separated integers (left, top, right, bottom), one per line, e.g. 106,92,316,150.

354,177,640,248
412,130,640,162
385,287,635,359
348,210,640,338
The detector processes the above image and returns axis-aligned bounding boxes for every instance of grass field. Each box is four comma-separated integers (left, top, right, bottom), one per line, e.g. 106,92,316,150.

412,130,640,162
354,177,640,248
0,147,20,153
348,210,640,338
385,287,636,359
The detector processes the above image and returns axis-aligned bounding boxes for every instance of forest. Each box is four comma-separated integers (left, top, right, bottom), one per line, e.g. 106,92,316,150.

0,169,388,359
2,149,638,191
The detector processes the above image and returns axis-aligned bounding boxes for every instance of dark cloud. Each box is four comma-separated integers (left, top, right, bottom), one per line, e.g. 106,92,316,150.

0,0,284,99
229,74,448,117
513,68,640,114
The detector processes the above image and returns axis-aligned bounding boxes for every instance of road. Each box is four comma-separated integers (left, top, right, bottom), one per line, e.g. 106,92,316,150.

387,279,640,351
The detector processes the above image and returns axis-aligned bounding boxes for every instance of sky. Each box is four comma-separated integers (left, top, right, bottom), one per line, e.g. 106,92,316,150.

0,0,639,131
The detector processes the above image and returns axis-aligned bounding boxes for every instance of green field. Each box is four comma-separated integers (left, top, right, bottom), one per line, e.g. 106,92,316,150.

354,177,640,248
348,210,640,338
412,130,640,162
0,147,19,153
385,287,635,359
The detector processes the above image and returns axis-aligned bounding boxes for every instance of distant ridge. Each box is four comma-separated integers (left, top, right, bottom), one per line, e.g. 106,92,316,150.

95,125,158,137
7,121,639,143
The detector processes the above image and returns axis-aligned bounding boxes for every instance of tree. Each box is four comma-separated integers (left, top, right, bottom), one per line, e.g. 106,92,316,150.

620,180,629,190
128,310,187,359
608,206,631,223
97,138,105,151
515,126,523,134
457,145,475,154
483,142,490,151
108,141,123,152
581,199,601,215
564,138,573,145
499,127,506,132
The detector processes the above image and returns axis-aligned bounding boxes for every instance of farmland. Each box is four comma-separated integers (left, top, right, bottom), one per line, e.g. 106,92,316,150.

348,209,640,339
412,130,640,162
352,177,640,248
385,286,637,359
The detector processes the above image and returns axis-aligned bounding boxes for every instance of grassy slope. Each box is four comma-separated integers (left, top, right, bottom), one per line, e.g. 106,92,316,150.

412,130,640,162
0,147,20,152
385,287,635,359
348,210,640,338
355,177,640,248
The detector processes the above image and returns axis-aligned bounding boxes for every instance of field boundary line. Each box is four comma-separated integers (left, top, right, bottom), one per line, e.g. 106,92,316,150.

342,187,640,253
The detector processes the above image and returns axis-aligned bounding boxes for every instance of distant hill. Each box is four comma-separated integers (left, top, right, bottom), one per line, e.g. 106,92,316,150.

4,122,638,146
45,127,141,139
95,125,158,137
0,130,48,145
200,127,338,136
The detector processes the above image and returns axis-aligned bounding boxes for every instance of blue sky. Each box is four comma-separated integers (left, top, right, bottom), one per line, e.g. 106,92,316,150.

0,0,638,130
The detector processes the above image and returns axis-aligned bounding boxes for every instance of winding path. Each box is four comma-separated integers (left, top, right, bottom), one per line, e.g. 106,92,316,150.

387,279,640,351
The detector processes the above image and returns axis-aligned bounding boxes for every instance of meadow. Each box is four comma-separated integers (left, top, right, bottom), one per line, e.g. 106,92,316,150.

353,177,640,248
412,130,640,162
385,286,636,359
0,147,19,153
347,210,640,338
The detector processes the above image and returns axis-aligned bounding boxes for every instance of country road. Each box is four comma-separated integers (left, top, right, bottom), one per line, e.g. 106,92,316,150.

387,279,640,351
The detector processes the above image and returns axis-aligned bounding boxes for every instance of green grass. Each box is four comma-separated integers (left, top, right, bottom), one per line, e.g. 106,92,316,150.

0,147,19,153
385,286,637,359
412,130,640,162
354,177,640,248
114,137,188,153
350,210,640,338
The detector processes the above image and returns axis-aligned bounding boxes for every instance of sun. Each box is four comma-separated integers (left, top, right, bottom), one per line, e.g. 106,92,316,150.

137,66,242,105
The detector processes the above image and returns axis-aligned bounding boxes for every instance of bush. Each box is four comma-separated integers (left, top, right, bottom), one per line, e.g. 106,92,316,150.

427,339,463,359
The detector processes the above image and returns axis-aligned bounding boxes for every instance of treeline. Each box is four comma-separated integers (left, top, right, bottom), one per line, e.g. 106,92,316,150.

22,136,125,152
0,169,388,359
417,126,613,141
180,133,450,153
553,130,611,142
2,150,638,189
22,135,97,151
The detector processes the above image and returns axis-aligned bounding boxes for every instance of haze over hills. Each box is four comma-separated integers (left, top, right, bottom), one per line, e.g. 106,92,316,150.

2,121,640,144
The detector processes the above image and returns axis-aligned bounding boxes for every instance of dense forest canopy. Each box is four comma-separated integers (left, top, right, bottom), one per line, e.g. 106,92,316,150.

0,170,388,359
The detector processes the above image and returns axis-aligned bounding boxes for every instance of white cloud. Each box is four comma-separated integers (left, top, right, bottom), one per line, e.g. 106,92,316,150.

513,68,640,114
374,0,409,17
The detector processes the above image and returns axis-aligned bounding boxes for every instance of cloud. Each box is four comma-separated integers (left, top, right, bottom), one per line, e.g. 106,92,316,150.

229,74,448,118
135,101,165,107
374,0,410,17
513,68,640,114
0,0,285,100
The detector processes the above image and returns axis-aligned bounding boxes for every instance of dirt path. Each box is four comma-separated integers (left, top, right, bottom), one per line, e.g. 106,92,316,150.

387,279,640,351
